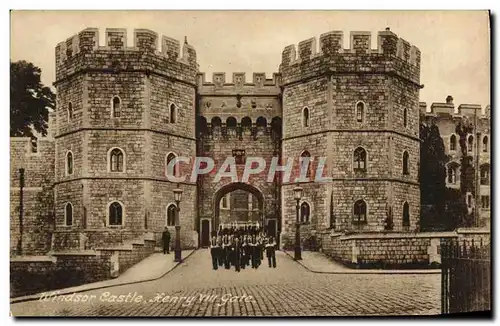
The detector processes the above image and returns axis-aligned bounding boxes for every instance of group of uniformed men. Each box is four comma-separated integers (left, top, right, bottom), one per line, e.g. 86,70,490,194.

209,224,277,272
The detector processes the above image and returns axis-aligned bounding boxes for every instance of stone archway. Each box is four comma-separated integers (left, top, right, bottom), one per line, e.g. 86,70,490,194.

212,182,265,232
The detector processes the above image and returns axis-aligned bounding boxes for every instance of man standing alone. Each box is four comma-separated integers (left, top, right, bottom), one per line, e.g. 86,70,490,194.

162,227,171,254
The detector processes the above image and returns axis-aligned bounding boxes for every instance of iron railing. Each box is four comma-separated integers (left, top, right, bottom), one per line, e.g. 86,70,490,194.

441,238,491,314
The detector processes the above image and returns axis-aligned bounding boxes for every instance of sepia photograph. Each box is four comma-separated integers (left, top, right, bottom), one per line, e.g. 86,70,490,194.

8,9,491,317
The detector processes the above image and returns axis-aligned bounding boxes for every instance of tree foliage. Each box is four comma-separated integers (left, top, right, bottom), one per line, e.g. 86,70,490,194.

419,122,447,230
10,60,55,138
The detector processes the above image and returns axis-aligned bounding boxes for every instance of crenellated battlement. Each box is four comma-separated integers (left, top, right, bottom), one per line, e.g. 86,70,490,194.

197,72,281,96
279,28,421,86
55,28,198,85
420,96,491,120
197,72,280,88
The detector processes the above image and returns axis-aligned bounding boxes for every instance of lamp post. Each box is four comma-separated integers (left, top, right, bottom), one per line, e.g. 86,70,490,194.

173,184,183,262
293,184,303,260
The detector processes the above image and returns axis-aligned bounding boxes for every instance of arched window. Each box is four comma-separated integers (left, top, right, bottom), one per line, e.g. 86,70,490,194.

211,116,222,129
353,147,367,172
256,116,267,128
468,135,474,152
166,204,176,226
226,117,237,129
241,116,252,130
355,102,365,123
169,103,177,124
109,148,125,172
483,136,488,152
447,164,458,184
302,107,309,127
402,202,410,229
402,151,409,175
68,102,73,121
166,152,179,178
450,134,457,151
480,164,490,185
108,201,123,226
353,200,367,223
65,202,73,226
403,108,408,127
300,150,312,179
300,202,310,223
226,117,237,136
111,96,121,118
66,151,73,176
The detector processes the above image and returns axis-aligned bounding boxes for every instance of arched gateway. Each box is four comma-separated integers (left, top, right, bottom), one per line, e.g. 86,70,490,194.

199,182,266,247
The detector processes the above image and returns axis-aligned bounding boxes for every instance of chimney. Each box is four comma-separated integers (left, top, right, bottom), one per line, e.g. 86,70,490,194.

385,27,390,31
446,95,454,105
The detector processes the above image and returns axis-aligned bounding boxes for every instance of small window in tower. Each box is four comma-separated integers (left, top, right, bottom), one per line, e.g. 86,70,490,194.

108,201,123,226
65,202,73,226
109,148,125,172
468,135,474,152
353,199,367,223
356,102,365,123
403,108,408,127
353,147,367,172
403,151,410,175
402,202,410,230
170,103,177,124
166,204,176,226
300,202,311,223
68,102,73,121
66,151,74,176
302,107,309,127
112,96,121,118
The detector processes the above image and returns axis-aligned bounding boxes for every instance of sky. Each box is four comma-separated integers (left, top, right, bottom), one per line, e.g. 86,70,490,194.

10,10,490,110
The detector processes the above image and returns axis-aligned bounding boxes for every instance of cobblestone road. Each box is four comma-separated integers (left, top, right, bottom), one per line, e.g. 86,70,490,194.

11,250,441,317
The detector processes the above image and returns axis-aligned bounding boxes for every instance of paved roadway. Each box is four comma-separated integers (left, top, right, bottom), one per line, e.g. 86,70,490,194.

11,249,441,317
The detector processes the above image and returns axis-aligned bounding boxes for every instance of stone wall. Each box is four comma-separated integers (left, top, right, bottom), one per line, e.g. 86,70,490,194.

320,230,472,268
10,137,55,256
11,234,158,298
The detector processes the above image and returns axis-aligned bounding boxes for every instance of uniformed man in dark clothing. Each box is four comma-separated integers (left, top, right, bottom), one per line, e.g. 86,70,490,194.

223,234,231,269
217,233,224,267
250,235,258,269
266,236,277,268
162,227,171,254
210,234,219,270
233,237,242,272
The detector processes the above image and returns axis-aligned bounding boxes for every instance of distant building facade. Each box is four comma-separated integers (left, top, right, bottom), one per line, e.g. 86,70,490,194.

420,96,491,227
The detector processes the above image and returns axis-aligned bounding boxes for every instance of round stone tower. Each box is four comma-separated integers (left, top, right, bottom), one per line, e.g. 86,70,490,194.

279,29,422,247
53,28,198,250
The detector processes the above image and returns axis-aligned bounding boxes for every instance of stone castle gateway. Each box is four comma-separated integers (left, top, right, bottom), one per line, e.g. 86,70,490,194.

10,27,423,257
